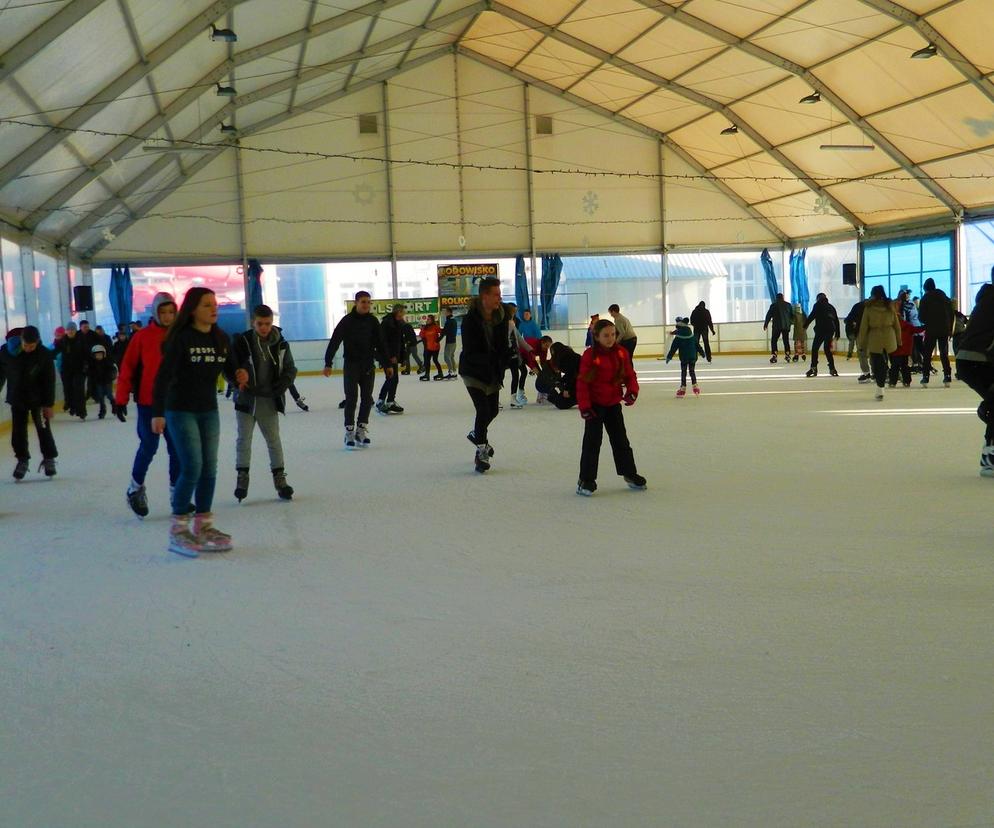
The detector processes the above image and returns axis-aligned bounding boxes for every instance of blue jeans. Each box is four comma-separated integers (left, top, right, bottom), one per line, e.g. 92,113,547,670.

132,404,179,488
165,409,220,516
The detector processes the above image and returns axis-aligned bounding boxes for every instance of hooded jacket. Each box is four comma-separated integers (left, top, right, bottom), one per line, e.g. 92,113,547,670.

844,301,865,336
114,321,169,407
956,284,994,362
325,310,386,368
893,318,925,357
459,298,511,390
857,298,902,355
0,341,56,409
666,321,699,363
420,322,442,352
380,312,404,361
764,299,793,332
576,342,638,410
690,303,715,334
805,298,841,338
917,280,954,337
231,326,297,415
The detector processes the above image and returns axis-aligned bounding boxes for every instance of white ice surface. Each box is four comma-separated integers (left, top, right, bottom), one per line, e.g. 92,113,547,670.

2,356,992,828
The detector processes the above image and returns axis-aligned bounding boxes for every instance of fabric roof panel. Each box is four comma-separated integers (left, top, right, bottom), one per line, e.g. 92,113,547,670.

750,0,895,68
709,156,809,205
228,0,312,52
496,0,582,26
126,0,220,58
567,66,659,112
668,113,764,169
559,0,667,55
679,0,812,39
288,18,374,67
621,90,711,134
515,36,602,89
0,3,58,56
778,124,894,180
730,76,847,146
753,192,853,237
867,84,994,164
231,49,301,97
677,49,792,103
826,174,950,224
920,151,994,209
461,12,543,69
925,0,994,77
617,18,725,80
813,27,966,116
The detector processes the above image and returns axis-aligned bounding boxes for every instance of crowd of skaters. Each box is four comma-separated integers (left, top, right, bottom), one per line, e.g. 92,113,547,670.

5,269,994,556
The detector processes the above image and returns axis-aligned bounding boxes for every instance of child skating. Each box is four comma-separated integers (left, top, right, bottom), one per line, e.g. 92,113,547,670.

792,303,807,362
665,317,700,397
575,319,646,496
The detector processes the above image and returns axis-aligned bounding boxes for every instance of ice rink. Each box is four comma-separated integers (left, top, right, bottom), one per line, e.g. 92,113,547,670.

2,355,992,827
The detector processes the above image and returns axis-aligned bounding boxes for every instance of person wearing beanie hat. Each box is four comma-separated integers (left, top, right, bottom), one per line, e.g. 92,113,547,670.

58,320,89,418
114,291,180,518
665,316,701,397
917,276,955,387
86,342,117,419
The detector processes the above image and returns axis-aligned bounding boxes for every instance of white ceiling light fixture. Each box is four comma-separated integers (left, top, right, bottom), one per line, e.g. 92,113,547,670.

210,24,237,42
720,125,738,135
911,43,937,59
799,91,820,104
216,82,236,97
819,143,876,151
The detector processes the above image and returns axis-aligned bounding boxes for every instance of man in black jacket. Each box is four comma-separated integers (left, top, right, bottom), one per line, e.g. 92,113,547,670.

400,320,421,375
459,278,511,472
375,304,405,414
844,299,871,382
324,291,391,448
952,282,994,475
763,293,793,363
917,277,954,387
804,293,841,377
59,321,89,418
690,301,715,362
0,326,58,480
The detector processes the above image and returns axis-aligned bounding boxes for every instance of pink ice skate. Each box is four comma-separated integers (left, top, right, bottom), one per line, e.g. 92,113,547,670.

676,386,686,398
692,384,700,396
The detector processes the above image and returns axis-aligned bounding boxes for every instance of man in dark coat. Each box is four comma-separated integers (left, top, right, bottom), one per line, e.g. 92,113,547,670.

689,301,715,362
917,277,954,386
763,293,793,362
804,293,841,377
375,304,406,414
845,299,871,382
59,321,89,418
460,278,511,472
0,326,58,479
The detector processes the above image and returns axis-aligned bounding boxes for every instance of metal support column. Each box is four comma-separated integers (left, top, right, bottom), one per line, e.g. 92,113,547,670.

523,83,537,306
20,243,37,326
56,255,70,325
658,139,668,333
382,81,398,298
234,144,250,324
453,53,466,248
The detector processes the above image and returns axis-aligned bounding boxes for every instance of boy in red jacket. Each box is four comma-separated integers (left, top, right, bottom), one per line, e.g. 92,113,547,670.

114,292,179,517
888,311,925,388
575,319,646,496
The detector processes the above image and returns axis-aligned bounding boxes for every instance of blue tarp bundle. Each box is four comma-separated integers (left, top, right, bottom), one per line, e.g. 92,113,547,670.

108,265,133,328
539,254,562,329
514,255,530,317
247,259,264,313
789,249,809,314
760,249,778,303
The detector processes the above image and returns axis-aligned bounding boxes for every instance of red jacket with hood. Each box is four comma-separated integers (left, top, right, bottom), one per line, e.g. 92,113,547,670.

114,293,175,407
576,343,638,410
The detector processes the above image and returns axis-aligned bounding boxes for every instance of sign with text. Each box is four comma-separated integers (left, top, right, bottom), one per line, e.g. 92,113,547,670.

437,263,499,318
344,296,439,329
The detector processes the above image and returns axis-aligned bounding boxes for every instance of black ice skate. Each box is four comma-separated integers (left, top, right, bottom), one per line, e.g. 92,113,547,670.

234,467,249,501
474,444,492,472
805,367,817,377
624,474,647,490
467,432,494,456
576,479,597,496
39,458,56,477
272,467,293,500
127,485,149,518
12,459,28,480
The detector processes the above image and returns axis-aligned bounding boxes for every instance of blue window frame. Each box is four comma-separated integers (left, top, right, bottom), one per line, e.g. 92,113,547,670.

860,233,954,300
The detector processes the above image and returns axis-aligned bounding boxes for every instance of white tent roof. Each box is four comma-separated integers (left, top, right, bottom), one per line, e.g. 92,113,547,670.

1,0,992,262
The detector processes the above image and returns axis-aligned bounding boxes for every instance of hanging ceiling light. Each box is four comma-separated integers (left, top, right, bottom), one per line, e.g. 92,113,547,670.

910,43,937,59
799,91,821,104
819,144,876,152
216,82,236,96
220,124,237,134
210,24,238,42
720,125,738,135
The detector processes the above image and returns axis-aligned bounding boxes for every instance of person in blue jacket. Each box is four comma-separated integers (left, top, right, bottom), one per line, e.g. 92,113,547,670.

517,308,541,340
665,317,701,397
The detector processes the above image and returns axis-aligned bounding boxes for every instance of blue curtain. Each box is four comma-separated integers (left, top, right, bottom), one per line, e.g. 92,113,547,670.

514,255,530,316
539,254,563,329
108,265,133,328
789,248,810,314
246,259,264,313
760,249,778,303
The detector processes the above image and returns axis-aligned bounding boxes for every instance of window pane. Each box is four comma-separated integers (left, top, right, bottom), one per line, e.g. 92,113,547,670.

863,246,889,277
922,237,951,272
923,270,952,297
2,236,27,331
805,240,860,314
269,264,329,340
889,241,921,275
33,252,64,340
964,219,994,308
559,253,662,327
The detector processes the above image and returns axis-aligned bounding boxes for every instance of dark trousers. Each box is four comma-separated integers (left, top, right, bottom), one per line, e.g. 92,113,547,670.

344,362,375,426
377,364,399,402
467,387,499,444
423,348,442,376
68,370,87,415
621,337,637,357
91,382,114,414
132,404,179,487
810,332,836,371
404,345,422,372
921,334,951,381
510,361,525,394
60,371,71,409
680,360,698,386
547,388,577,409
958,360,994,444
887,355,911,386
771,328,790,356
10,406,58,461
694,330,712,361
869,352,889,388
579,403,637,483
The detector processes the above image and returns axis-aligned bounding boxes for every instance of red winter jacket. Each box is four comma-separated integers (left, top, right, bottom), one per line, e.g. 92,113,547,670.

576,344,638,410
114,322,167,407
893,319,925,357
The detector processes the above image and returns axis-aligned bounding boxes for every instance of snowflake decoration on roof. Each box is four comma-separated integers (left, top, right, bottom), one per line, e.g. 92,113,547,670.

102,228,116,243
813,194,832,215
353,182,375,205
582,190,599,216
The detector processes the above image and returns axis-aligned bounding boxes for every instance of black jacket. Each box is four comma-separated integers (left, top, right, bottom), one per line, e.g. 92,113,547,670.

325,311,386,368
111,337,129,367
232,327,297,415
380,313,404,361
957,284,994,358
844,301,865,335
459,299,511,387
59,333,89,373
918,288,954,337
0,343,56,408
764,299,793,331
86,357,117,386
401,322,417,350
805,300,841,338
690,304,714,334
553,347,581,395
441,317,458,344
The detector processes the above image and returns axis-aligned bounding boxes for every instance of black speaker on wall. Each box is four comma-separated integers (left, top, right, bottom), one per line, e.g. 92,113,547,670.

842,263,857,286
73,284,94,312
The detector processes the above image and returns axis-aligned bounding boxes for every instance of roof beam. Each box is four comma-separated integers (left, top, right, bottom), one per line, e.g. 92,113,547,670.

81,46,455,259
0,0,251,192
629,0,964,216
0,0,109,84
21,0,446,232
856,0,994,107
459,47,789,244
286,0,321,114
489,3,861,227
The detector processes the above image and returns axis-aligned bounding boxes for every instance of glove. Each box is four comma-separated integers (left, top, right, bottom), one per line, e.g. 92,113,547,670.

580,408,597,421
113,403,127,422
623,391,637,406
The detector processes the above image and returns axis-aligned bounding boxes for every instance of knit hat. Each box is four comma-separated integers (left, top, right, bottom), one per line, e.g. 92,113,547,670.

91,344,106,355
54,326,66,337
151,291,176,324
65,322,77,332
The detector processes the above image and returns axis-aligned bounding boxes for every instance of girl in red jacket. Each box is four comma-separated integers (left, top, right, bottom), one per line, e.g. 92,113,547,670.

575,319,646,496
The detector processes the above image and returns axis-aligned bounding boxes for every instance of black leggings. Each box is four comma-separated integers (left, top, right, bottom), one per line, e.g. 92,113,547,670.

771,328,790,355
579,403,637,482
888,354,911,386
10,406,58,461
510,361,526,394
467,387,499,444
958,360,994,444
810,333,836,370
869,352,889,388
680,361,697,386
423,348,442,376
921,334,951,381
